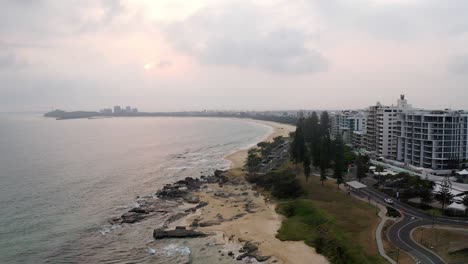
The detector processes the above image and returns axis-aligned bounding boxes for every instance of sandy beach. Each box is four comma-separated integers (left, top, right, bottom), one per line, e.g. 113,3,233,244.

181,120,329,264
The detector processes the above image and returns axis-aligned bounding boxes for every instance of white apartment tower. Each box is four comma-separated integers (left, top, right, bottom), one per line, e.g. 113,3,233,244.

396,109,468,175
365,95,411,159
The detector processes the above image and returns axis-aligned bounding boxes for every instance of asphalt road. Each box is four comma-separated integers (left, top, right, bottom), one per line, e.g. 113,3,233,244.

257,141,290,173
357,185,468,264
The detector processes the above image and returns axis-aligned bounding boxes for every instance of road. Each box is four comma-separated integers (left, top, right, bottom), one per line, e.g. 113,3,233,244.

257,140,290,173
357,185,468,264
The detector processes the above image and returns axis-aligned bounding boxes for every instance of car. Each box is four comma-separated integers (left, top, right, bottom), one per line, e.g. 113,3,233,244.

384,198,394,204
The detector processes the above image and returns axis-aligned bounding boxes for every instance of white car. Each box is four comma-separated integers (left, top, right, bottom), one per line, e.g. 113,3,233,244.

384,198,394,204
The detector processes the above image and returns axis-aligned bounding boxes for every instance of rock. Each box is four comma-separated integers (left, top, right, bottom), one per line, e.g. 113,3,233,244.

191,218,200,227
121,212,146,223
228,251,234,257
230,213,246,220
129,207,149,214
182,193,200,204
214,169,226,177
236,241,270,262
153,227,208,239
198,220,221,227
253,255,271,262
108,216,122,224
240,241,258,253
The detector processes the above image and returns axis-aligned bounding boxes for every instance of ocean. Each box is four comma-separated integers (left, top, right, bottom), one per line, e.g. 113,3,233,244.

0,114,272,263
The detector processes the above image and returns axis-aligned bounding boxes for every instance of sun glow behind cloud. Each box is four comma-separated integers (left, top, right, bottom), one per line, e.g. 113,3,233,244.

143,62,154,70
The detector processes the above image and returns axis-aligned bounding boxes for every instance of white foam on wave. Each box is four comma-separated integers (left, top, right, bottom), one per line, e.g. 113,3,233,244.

158,243,191,256
99,224,120,236
147,247,156,255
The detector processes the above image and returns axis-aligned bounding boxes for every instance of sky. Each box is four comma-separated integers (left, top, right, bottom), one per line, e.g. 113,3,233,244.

1,0,468,112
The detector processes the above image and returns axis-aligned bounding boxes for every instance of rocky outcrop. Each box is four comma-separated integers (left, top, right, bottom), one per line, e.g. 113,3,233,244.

236,241,271,262
121,212,147,223
153,226,208,239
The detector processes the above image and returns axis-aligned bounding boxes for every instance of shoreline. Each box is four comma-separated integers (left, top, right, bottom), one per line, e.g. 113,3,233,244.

224,119,294,169
207,120,328,263
103,119,327,263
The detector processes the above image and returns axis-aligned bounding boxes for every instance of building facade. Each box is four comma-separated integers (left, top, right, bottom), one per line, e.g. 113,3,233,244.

331,110,367,146
396,109,468,175
365,95,411,159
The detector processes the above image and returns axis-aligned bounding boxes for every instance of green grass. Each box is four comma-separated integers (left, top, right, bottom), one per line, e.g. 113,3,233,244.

276,199,384,264
273,162,386,264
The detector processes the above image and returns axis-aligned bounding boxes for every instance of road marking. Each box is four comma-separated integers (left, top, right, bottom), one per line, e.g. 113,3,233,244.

396,218,436,264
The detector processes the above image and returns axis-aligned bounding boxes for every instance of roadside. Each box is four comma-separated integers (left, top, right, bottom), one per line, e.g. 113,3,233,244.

412,226,468,263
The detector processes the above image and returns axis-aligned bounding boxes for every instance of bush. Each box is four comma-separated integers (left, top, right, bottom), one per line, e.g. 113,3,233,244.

247,169,304,199
386,206,401,218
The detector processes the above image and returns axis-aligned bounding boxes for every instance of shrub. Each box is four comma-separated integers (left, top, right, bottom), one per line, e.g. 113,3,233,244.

386,207,401,218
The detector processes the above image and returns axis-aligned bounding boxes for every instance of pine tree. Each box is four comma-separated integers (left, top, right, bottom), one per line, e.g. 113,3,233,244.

333,137,345,189
320,167,327,186
309,112,320,168
356,154,369,182
290,118,306,164
303,152,311,182
437,176,453,212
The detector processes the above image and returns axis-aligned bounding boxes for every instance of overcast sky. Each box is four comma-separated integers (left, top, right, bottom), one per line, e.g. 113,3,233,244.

1,0,468,112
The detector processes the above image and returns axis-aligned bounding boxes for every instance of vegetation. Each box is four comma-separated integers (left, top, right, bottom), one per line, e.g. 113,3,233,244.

355,154,369,182
386,206,401,218
275,170,385,264
246,168,303,199
290,111,352,186
246,136,286,172
435,176,453,212
413,227,468,264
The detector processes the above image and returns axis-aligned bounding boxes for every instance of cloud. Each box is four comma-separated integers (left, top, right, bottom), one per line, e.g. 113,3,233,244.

162,3,328,74
0,52,27,70
447,54,468,75
312,0,468,40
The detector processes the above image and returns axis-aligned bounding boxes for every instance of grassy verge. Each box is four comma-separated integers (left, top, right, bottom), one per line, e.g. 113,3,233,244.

412,227,468,263
274,163,387,264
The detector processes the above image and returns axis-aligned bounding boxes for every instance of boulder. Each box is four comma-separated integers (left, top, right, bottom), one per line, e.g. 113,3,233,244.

121,212,146,223
129,207,149,214
153,227,208,239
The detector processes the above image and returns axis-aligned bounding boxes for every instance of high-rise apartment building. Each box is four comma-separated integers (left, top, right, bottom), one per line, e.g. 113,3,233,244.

396,109,468,175
365,95,411,159
331,110,367,145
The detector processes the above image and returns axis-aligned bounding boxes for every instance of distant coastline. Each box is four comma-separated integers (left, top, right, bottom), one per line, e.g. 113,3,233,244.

44,109,298,125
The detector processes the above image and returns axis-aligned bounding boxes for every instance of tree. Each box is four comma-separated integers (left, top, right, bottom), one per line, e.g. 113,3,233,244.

356,154,369,182
320,167,327,186
319,111,331,138
246,148,262,172
375,165,384,173
333,137,345,189
419,187,433,208
319,136,331,182
436,176,453,212
290,118,307,165
309,112,320,167
303,152,311,182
